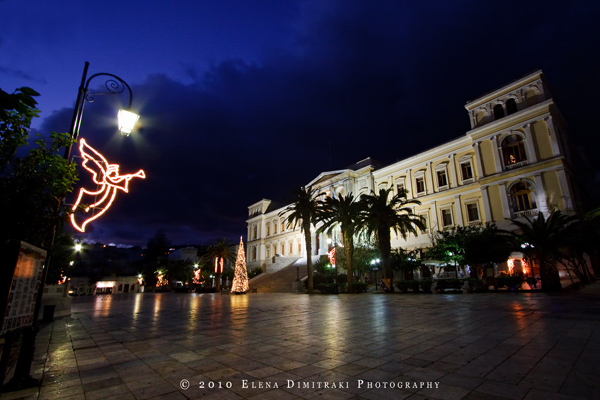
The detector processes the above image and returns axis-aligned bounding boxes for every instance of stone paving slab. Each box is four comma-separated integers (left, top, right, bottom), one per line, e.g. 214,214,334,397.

1,283,600,399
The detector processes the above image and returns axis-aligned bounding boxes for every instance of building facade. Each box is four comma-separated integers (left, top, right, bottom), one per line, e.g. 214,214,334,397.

246,70,581,279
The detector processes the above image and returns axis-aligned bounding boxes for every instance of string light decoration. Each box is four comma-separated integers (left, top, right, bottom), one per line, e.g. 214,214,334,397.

231,236,249,294
193,267,204,285
214,257,224,273
327,247,336,267
70,138,145,232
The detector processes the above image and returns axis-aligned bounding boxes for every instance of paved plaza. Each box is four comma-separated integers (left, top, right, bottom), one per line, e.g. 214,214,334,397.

2,284,600,400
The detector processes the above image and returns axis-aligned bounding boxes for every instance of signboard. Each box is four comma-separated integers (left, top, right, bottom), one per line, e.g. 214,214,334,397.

0,241,46,335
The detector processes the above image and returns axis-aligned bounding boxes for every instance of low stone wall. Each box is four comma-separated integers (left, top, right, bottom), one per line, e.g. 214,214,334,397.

39,285,71,320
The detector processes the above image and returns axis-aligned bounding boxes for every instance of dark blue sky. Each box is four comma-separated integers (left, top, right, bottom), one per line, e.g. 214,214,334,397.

2,0,599,247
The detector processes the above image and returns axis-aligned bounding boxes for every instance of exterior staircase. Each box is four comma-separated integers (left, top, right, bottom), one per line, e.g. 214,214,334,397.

249,262,306,293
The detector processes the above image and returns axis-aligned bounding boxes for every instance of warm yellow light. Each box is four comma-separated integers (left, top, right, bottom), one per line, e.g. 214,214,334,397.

118,109,140,136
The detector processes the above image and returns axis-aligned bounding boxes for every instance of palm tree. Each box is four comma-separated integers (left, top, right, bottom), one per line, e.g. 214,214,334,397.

359,188,424,291
203,238,236,292
316,193,362,288
280,186,321,294
510,211,575,292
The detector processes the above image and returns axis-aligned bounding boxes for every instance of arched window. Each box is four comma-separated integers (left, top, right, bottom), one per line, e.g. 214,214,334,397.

501,134,527,167
475,110,486,125
510,181,537,213
252,246,257,260
506,98,518,115
493,104,505,120
253,225,257,240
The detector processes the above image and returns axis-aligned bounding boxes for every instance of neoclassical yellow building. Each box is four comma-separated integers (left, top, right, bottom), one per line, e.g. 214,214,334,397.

246,70,580,279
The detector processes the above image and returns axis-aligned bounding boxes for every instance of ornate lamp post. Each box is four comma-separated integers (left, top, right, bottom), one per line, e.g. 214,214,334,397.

4,62,139,392
65,61,140,160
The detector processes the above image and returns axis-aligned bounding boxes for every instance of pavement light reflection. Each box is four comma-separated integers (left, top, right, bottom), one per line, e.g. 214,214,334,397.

93,295,112,318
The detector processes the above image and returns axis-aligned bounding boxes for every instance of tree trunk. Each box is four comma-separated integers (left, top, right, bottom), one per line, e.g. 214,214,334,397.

304,223,314,294
539,257,561,292
378,228,394,292
344,234,354,287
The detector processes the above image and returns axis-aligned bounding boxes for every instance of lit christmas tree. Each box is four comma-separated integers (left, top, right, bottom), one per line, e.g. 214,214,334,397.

231,236,249,294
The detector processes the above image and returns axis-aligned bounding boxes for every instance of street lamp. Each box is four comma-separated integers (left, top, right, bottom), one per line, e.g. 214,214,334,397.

65,61,140,160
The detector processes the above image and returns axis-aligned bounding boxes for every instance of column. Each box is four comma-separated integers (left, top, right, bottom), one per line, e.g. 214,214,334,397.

430,201,439,231
405,168,413,199
473,141,485,179
523,123,538,163
490,135,502,173
544,116,561,156
454,195,464,226
534,173,549,215
449,153,458,188
498,183,511,219
480,185,493,222
556,168,574,210
427,162,434,194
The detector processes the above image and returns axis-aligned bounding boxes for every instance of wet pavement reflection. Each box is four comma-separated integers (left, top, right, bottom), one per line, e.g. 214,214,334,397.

7,286,600,400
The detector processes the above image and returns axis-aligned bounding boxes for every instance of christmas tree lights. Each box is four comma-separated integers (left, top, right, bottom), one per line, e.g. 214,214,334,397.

231,236,249,294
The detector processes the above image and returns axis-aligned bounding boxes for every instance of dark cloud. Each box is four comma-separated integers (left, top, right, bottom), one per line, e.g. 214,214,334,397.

0,66,47,84
40,0,600,247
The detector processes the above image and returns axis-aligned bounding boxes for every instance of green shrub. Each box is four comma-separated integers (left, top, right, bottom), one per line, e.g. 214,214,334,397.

249,266,263,278
419,278,433,293
395,280,409,293
496,274,524,291
436,278,462,292
466,278,486,292
316,283,338,294
348,282,367,293
409,280,419,293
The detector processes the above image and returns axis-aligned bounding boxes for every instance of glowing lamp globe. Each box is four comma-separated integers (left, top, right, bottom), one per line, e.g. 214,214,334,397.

118,109,140,136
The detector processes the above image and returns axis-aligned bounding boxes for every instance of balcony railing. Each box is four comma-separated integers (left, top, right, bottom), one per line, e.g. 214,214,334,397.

513,209,538,219
504,160,528,170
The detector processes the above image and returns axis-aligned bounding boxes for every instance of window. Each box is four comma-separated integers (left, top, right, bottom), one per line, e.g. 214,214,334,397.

415,177,426,194
266,225,270,236
281,244,285,255
289,243,293,254
298,242,302,253
281,222,285,232
273,222,277,234
466,203,480,223
266,247,270,258
253,225,257,240
511,182,537,212
506,98,518,115
437,170,448,188
460,161,473,182
419,213,429,234
502,134,527,168
252,246,257,260
494,104,505,120
396,180,405,197
441,208,453,227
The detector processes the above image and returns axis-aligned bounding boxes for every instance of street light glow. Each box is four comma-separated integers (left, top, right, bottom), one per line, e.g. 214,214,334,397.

118,109,140,136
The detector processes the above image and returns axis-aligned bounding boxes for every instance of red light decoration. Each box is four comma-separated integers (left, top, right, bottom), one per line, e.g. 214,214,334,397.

214,257,224,273
327,247,336,266
70,138,145,232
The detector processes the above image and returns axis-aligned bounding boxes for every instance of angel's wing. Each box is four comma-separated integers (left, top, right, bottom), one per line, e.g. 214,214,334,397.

78,139,109,185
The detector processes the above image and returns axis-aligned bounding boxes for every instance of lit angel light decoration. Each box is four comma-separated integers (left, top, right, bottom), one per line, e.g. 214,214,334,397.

70,138,145,232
